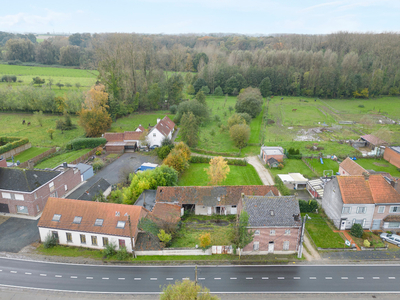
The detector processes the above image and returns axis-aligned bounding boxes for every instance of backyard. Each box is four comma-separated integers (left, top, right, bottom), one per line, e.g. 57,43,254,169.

178,163,263,186
305,157,340,176
356,158,400,177
269,159,316,179
7,146,50,163
35,149,92,169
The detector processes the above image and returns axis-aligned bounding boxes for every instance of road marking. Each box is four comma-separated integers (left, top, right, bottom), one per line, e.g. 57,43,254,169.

70,276,77,279
230,277,237,280
134,278,141,281
40,274,47,277
55,275,62,278
150,278,157,281
166,278,173,281
309,277,316,280
214,278,221,280
278,277,285,280
294,277,301,280
262,277,269,280
325,277,332,280
10,271,17,274
25,272,32,275
357,277,364,280
118,278,125,280
389,277,396,280
86,277,93,280
341,277,348,280
102,277,109,280
373,277,380,280
198,278,205,280
182,278,190,281
246,277,253,280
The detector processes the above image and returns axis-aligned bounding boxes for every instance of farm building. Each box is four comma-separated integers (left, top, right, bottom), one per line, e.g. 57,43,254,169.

260,146,285,164
359,134,387,157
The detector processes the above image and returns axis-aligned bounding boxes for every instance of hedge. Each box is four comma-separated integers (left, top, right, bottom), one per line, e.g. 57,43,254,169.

189,156,247,166
274,175,291,196
0,137,29,155
299,200,318,213
66,138,106,150
191,148,240,157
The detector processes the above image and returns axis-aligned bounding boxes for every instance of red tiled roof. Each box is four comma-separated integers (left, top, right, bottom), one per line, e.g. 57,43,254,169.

152,116,175,137
124,131,142,141
337,176,374,204
104,132,124,142
137,125,145,132
38,198,148,238
340,157,369,176
156,185,279,206
151,203,181,223
360,134,387,146
369,175,400,203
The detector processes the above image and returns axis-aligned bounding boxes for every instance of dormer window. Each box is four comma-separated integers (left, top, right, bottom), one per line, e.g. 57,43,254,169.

270,210,275,216
52,214,61,222
94,219,104,226
73,216,82,224
116,221,126,229
115,211,120,217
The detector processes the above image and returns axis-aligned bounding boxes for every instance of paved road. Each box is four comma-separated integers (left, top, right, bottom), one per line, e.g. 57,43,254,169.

1,258,400,293
0,219,39,252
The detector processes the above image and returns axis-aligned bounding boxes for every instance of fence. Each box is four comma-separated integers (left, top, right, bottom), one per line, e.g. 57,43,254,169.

135,247,212,256
301,157,319,177
1,143,31,160
18,147,56,168
70,148,98,165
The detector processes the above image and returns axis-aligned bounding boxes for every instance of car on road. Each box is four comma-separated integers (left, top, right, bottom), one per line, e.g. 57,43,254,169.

380,232,400,247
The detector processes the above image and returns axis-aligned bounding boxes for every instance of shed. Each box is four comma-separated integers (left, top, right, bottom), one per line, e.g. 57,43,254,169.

267,157,280,168
76,163,94,181
278,173,308,190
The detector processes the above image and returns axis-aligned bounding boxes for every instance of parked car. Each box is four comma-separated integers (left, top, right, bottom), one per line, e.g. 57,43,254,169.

380,232,400,247
150,145,159,150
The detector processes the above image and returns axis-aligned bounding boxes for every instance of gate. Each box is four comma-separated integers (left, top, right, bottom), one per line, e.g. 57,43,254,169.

0,203,9,213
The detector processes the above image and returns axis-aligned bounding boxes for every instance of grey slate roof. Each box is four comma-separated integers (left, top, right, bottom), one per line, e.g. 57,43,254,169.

76,178,111,201
136,189,157,211
76,163,92,174
0,167,61,192
267,157,279,165
243,195,301,227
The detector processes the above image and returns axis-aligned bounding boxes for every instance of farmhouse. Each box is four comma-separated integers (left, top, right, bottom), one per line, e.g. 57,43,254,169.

241,195,301,254
38,198,148,253
0,166,81,217
384,146,400,169
339,157,369,176
260,146,285,165
146,116,175,148
155,185,278,216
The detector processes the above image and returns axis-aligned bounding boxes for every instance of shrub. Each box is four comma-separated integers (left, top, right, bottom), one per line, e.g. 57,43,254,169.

358,104,365,108
274,175,291,196
157,145,172,159
66,137,106,150
92,158,105,171
214,115,221,122
361,232,369,240
0,137,29,155
363,239,370,247
43,234,57,249
299,200,318,213
169,105,177,114
116,247,131,260
350,223,363,238
214,86,223,96
189,156,247,166
103,242,117,258
96,146,103,156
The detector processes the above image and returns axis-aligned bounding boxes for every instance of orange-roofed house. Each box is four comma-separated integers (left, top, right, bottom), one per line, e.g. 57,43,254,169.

38,198,148,252
339,157,369,176
322,174,400,231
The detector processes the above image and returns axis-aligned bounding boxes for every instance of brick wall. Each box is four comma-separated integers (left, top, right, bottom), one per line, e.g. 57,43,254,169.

243,227,300,252
0,158,6,167
2,143,32,160
384,148,400,169
70,148,97,165
106,145,124,153
18,147,56,168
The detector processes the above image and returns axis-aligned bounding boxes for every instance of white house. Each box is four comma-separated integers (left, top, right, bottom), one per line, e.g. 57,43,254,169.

147,116,175,147
38,198,148,252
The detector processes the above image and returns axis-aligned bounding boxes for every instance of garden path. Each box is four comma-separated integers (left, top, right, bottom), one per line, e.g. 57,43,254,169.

304,235,321,261
247,156,275,185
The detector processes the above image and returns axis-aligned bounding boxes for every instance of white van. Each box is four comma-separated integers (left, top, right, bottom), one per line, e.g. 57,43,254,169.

380,233,400,247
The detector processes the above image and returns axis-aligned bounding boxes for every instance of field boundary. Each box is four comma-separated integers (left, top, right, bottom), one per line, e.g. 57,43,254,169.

70,148,98,165
18,147,56,168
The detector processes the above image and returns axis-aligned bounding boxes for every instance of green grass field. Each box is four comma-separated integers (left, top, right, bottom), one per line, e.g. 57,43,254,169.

109,111,174,132
305,158,339,176
7,146,51,163
0,112,84,147
355,158,400,177
269,159,316,179
178,163,263,186
35,149,91,169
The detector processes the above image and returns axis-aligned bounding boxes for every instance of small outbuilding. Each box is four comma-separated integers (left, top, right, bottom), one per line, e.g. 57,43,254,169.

267,157,280,168
384,146,400,169
260,146,285,165
278,173,308,190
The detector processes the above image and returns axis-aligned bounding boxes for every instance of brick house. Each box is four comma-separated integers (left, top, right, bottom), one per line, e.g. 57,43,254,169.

0,166,82,217
260,146,285,164
242,195,301,254
384,147,400,169
339,157,369,176
38,198,148,253
155,185,279,216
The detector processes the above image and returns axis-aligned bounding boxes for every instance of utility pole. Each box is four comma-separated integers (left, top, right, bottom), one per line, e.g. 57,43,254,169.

298,214,310,259
128,215,136,258
195,265,198,286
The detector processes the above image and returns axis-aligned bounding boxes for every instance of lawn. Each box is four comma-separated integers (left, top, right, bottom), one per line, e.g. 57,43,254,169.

109,111,174,132
0,112,85,147
35,149,91,169
303,213,347,249
305,157,339,176
169,215,235,248
351,231,385,249
178,163,263,186
37,244,104,260
7,146,51,163
269,159,316,179
356,158,400,177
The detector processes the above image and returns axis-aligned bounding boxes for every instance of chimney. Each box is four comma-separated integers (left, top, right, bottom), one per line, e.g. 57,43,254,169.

391,180,398,189
241,193,245,199
27,159,34,169
63,162,68,168
157,118,161,124
363,172,370,180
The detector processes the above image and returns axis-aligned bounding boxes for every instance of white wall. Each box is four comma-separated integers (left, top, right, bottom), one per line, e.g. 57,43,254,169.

147,129,166,147
194,205,237,216
136,248,212,256
341,204,375,229
195,205,209,215
39,227,134,253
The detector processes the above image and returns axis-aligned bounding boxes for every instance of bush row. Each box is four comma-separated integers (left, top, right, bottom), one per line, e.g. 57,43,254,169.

66,138,106,150
274,175,291,196
191,148,240,157
189,155,247,166
299,200,318,213
0,136,29,154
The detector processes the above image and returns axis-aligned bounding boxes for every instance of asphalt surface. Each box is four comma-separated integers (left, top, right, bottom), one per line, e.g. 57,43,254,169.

322,250,400,260
0,219,39,252
2,258,400,293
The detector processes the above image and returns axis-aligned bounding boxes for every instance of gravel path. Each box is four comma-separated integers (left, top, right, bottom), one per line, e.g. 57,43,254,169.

247,156,275,185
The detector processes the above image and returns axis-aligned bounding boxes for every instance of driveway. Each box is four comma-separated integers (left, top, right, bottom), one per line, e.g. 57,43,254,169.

0,218,39,253
247,156,275,185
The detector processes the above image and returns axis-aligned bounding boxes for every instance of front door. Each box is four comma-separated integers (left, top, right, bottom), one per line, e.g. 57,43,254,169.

268,241,274,253
0,203,9,213
372,219,381,230
340,219,347,230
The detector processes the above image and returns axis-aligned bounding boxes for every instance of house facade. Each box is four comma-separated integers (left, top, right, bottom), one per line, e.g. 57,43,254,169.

155,185,279,216
242,195,301,254
147,116,175,147
0,166,81,217
384,147,400,169
260,146,285,164
38,198,148,252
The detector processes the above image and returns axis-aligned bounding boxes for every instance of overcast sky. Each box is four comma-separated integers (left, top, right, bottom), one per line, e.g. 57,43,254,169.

1,0,399,35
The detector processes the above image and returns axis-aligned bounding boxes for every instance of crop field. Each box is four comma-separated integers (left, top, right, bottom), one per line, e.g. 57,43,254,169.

0,112,84,147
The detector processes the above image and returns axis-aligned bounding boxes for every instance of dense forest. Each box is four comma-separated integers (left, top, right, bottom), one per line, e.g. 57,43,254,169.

1,31,400,116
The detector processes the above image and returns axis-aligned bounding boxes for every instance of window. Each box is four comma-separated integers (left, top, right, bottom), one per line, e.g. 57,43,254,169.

270,230,276,236
153,133,156,137
254,230,260,235
66,232,72,242
50,191,58,198
285,229,291,235
253,242,259,251
49,181,54,192
64,185,68,191
390,206,400,213
283,241,290,251
80,234,86,244
36,205,40,213
116,221,126,229
342,207,351,214
14,194,24,201
91,236,98,246
357,207,366,214
16,206,28,214
2,192,11,199
73,216,82,224
94,219,104,226
34,192,37,200
52,214,61,221
388,222,400,228
103,237,109,246
118,239,125,248
51,231,59,242
378,206,385,214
